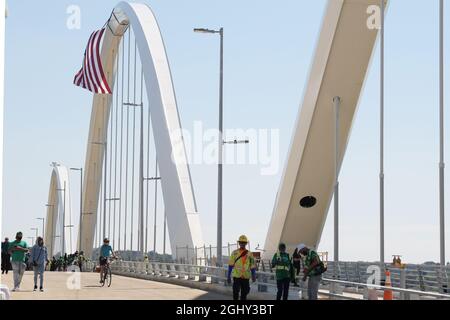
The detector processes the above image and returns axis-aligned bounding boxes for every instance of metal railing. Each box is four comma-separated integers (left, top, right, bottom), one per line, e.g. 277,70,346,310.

108,261,450,300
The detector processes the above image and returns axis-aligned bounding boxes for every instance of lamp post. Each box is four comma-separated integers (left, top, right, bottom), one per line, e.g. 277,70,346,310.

70,167,83,251
333,96,341,274
379,0,385,266
56,182,66,255
194,26,224,266
36,218,45,241
144,173,161,255
439,0,446,267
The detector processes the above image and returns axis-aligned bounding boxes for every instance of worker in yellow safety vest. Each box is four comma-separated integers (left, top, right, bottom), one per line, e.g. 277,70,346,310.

227,235,257,300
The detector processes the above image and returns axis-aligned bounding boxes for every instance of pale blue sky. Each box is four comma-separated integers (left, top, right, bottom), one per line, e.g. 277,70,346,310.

2,0,450,263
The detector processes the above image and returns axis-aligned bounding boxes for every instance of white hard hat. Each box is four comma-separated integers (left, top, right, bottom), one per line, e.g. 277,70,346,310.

297,243,307,251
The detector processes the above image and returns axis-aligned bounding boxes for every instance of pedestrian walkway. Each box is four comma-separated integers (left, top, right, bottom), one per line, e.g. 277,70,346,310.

0,271,229,300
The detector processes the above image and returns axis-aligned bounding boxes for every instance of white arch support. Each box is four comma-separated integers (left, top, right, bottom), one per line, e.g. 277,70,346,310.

79,2,203,258
45,163,73,257
263,0,387,258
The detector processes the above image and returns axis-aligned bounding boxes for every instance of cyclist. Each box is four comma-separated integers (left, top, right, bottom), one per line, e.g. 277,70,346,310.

99,238,115,284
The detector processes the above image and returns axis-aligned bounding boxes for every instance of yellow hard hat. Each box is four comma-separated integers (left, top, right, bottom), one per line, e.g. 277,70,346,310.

238,235,248,243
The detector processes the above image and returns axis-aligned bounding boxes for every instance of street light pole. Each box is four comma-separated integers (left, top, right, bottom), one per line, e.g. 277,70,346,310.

194,27,224,266
217,27,224,267
380,0,385,265
56,182,66,255
70,167,83,252
143,162,161,256
139,102,144,255
439,0,446,267
333,96,341,273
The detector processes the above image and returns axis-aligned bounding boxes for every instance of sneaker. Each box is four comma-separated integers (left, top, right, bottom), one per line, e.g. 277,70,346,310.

12,287,19,292
40,287,44,292
33,286,37,291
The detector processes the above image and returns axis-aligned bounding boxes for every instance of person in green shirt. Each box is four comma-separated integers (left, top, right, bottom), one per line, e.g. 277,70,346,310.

271,243,294,300
8,232,29,291
298,243,325,300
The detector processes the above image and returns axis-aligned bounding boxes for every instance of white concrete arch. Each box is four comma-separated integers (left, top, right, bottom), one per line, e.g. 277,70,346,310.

263,0,387,258
79,2,203,258
45,164,73,257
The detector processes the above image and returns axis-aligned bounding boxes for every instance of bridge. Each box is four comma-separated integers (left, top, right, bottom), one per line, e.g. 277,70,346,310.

1,0,450,301
44,0,387,262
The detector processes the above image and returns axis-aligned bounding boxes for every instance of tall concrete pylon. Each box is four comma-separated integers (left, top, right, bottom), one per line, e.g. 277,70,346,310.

79,2,203,259
263,0,387,258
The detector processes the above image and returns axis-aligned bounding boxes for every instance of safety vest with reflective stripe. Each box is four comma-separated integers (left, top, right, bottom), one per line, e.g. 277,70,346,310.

228,249,256,279
272,252,293,280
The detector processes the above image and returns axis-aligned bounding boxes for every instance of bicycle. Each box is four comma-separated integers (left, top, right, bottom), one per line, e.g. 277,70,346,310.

100,257,116,287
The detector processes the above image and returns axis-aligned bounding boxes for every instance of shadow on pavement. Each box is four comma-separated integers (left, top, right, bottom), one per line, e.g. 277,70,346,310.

193,291,231,300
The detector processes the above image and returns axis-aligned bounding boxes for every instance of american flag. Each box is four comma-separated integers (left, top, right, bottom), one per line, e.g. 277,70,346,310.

73,28,112,94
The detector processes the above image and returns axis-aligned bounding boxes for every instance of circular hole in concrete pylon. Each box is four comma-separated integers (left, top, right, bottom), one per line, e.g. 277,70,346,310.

300,196,317,208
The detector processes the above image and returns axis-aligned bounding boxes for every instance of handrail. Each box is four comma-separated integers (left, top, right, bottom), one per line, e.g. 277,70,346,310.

109,261,450,300
321,277,450,299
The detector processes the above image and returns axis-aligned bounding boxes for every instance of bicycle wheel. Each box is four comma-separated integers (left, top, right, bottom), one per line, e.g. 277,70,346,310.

106,267,112,287
101,268,106,287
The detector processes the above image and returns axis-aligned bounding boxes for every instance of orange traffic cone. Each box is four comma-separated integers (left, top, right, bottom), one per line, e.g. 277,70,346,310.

383,270,393,300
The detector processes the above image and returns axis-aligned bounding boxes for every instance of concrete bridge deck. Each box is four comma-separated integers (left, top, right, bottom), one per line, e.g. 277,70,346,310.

0,271,229,300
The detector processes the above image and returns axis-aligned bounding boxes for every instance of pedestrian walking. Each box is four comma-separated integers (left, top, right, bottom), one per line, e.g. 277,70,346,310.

227,235,257,301
271,243,294,300
8,232,29,291
78,251,86,272
29,237,49,292
1,237,11,274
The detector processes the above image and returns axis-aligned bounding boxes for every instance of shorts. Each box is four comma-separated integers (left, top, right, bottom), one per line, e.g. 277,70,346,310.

99,257,108,266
